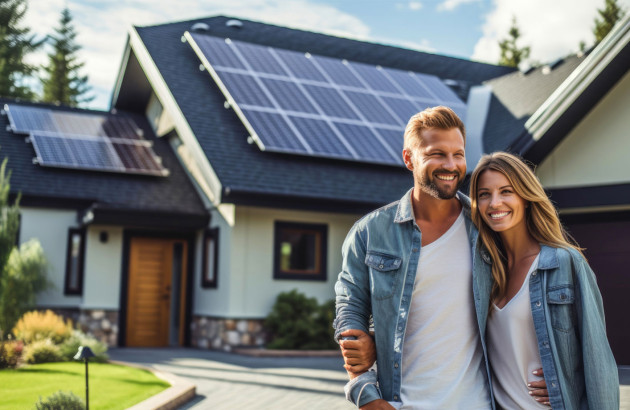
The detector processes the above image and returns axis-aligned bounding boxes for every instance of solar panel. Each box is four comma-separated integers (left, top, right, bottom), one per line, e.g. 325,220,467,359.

185,32,468,166
4,104,168,176
30,132,168,176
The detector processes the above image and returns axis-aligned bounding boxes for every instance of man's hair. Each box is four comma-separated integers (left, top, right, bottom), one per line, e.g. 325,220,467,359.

403,106,466,151
469,151,582,304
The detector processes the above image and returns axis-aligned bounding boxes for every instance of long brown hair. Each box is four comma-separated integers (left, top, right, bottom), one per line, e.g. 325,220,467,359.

469,152,582,303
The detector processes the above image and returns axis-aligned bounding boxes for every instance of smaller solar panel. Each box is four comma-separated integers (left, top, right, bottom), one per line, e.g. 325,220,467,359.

30,132,168,176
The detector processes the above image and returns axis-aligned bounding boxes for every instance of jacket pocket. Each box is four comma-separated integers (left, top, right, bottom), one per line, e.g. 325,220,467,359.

365,251,402,300
547,285,575,333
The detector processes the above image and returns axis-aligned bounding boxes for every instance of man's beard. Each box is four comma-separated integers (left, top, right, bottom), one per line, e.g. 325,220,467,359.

417,170,462,199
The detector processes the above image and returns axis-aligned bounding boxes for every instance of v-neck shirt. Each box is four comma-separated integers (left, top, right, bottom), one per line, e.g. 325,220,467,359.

487,254,548,409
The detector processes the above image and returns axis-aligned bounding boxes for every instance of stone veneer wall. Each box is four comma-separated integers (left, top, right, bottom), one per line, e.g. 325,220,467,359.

191,316,268,351
47,308,119,347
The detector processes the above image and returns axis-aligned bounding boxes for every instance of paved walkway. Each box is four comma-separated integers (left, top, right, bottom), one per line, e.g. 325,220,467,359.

110,348,630,410
109,348,354,410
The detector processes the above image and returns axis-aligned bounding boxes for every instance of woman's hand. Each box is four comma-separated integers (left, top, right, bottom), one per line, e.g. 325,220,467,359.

339,329,376,378
528,368,550,406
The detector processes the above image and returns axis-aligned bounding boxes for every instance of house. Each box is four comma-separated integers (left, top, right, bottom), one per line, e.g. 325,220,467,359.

475,14,630,364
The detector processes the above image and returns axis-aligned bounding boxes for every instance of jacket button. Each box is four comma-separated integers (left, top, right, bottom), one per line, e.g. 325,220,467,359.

532,271,537,276
412,248,418,252
379,264,384,269
394,362,399,368
536,301,541,307
394,395,399,400
560,294,566,300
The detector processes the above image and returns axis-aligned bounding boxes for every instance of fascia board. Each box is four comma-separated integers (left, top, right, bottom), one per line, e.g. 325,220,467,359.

110,36,132,110
525,15,630,142
127,27,222,206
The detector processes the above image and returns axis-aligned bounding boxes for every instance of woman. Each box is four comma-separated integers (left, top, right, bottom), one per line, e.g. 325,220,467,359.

470,152,618,409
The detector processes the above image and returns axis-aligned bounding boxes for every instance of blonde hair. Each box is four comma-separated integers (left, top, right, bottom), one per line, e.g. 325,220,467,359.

403,106,465,152
469,152,582,303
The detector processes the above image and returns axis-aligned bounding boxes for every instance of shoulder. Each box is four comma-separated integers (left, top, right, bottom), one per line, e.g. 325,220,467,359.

353,200,399,230
554,246,586,268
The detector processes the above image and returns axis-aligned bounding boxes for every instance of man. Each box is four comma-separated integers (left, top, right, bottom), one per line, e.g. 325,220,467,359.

333,107,547,409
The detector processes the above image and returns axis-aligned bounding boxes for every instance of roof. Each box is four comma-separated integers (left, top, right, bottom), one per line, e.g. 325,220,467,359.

481,54,586,154
121,15,514,210
0,99,209,229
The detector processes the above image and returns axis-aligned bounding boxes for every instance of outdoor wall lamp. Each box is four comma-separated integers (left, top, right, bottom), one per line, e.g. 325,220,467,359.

74,346,96,410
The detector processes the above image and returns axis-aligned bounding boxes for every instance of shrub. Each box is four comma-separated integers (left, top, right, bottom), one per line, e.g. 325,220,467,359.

23,339,63,364
13,310,72,345
265,289,337,350
34,390,85,410
59,330,108,363
0,339,23,369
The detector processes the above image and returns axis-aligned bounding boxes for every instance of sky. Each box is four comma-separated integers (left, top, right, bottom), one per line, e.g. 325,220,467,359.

25,0,630,110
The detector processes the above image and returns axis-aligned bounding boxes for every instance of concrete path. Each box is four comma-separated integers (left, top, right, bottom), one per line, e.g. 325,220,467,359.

109,348,354,410
110,348,630,410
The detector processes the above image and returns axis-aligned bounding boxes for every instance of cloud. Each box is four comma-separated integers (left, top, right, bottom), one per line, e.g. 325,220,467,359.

471,0,630,65
25,0,372,110
437,0,479,12
408,2,423,11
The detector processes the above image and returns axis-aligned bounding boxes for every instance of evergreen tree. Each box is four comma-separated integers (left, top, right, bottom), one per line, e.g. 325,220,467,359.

498,17,531,68
41,7,92,106
0,0,42,99
593,0,626,44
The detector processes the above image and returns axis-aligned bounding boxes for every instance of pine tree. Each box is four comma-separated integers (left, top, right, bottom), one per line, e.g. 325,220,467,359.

0,0,42,99
498,17,531,68
41,7,92,106
593,0,626,44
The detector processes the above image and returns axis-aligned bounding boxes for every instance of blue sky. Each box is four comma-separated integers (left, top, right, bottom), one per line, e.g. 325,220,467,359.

25,0,629,110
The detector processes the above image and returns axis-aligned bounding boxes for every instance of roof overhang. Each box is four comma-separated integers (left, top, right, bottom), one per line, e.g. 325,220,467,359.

80,204,209,230
510,14,630,163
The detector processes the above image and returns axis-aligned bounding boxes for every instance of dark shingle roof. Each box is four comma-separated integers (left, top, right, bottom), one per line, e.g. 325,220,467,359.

130,15,514,208
481,55,586,153
0,99,208,225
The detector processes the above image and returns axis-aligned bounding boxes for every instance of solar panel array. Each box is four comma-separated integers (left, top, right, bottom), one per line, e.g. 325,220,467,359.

3,104,168,176
186,32,467,166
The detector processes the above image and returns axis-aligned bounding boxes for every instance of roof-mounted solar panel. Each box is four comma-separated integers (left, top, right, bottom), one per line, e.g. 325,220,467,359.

184,32,467,166
4,104,168,177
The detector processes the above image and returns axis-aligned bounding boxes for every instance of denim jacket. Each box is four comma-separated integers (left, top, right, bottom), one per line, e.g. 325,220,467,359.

333,189,494,407
488,244,619,409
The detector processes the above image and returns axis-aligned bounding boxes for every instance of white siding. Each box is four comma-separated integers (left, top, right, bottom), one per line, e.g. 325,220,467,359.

193,205,360,318
537,70,630,188
20,207,81,307
81,226,124,309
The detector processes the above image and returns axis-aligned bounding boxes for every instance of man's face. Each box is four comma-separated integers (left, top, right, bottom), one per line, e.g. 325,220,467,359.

403,127,466,200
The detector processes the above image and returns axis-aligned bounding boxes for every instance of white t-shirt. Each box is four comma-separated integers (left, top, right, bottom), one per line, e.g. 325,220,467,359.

390,211,491,409
488,254,548,410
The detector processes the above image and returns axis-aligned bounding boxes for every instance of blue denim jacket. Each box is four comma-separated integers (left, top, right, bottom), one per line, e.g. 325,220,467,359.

497,244,619,409
334,189,494,407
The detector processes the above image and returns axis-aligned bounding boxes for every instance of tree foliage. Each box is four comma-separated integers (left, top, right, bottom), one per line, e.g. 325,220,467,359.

0,158,49,337
593,0,626,44
0,0,42,99
41,7,92,106
498,16,531,68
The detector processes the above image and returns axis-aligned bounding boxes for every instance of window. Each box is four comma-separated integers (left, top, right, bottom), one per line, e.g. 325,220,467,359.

201,228,219,288
274,221,327,281
64,228,85,295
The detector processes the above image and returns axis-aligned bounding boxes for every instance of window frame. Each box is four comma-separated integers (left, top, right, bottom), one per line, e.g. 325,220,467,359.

201,227,219,288
64,228,86,295
273,221,328,281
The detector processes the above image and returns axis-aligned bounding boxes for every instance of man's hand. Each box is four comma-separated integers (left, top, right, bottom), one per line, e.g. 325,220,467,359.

360,399,396,409
339,329,376,378
528,368,550,406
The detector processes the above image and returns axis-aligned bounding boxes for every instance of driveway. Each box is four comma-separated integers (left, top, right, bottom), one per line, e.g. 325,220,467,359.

109,348,354,409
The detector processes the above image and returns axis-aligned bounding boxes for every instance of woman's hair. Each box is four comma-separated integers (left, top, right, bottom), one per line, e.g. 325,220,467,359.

469,152,582,303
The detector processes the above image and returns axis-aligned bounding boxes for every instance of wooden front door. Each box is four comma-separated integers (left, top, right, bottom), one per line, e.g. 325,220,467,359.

126,237,188,347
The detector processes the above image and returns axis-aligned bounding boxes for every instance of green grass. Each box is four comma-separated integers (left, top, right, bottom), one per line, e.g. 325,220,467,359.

0,362,170,410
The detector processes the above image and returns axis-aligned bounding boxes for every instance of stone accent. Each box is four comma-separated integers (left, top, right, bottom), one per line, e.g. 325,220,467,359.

191,316,268,351
41,308,119,347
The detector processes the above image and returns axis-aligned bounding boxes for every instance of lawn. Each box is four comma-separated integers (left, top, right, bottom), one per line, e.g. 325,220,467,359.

0,362,170,409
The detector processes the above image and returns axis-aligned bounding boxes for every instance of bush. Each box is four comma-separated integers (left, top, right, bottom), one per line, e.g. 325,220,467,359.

59,330,108,363
0,339,23,369
23,339,63,364
34,390,85,410
13,310,72,345
265,289,337,350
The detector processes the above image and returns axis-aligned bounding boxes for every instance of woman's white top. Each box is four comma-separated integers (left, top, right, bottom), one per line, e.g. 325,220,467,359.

488,254,549,410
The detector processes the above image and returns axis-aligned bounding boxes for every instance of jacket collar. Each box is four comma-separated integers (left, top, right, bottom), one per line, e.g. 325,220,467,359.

538,244,560,270
394,188,470,224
